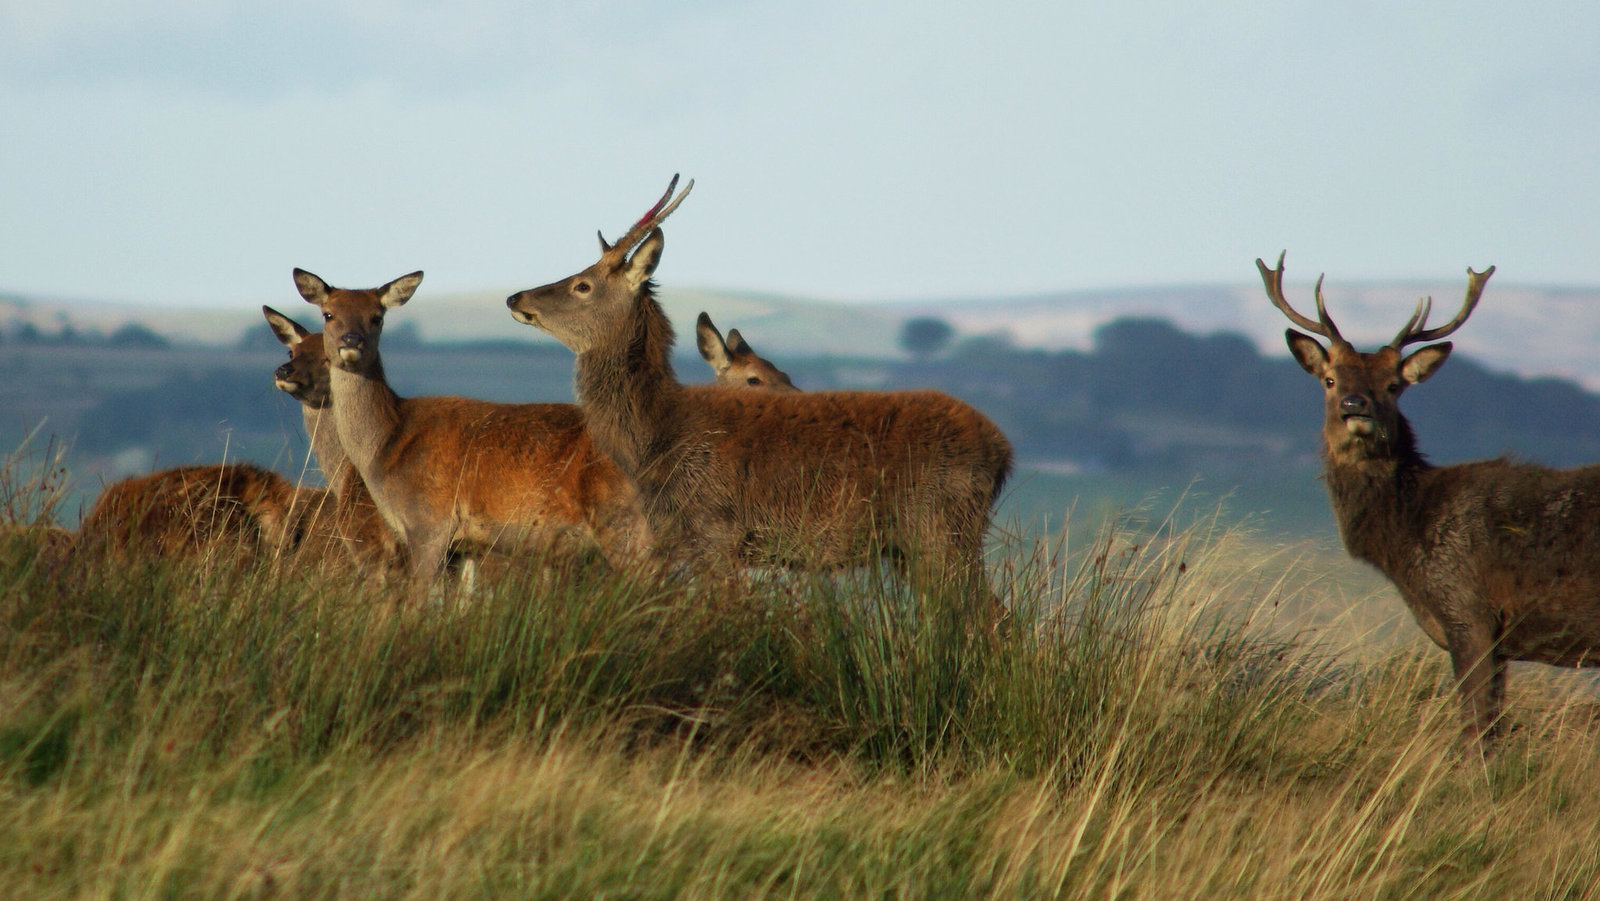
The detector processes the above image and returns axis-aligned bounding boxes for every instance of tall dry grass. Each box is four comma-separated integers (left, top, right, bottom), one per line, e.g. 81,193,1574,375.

3,462,1600,898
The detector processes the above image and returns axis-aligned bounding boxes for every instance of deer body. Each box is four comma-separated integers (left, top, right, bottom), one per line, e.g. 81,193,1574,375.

507,177,1011,610
76,463,301,561
1263,252,1600,742
295,270,647,590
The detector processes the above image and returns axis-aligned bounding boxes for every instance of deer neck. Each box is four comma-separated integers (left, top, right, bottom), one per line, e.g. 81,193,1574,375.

327,355,402,485
571,289,685,475
301,403,361,500
1321,414,1431,570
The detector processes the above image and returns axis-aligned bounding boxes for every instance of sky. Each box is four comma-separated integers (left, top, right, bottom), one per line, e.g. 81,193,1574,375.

2,1,1597,309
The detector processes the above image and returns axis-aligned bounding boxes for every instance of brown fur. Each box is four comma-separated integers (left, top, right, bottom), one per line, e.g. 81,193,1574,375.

506,178,1011,615
1265,254,1600,743
264,305,403,578
293,269,649,593
76,463,301,562
695,312,799,392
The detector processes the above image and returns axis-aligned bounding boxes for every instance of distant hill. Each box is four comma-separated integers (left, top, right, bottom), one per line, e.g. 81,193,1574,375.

5,277,1599,387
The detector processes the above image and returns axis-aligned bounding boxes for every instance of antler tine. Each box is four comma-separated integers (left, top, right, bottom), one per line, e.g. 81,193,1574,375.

601,174,695,262
1393,264,1496,348
1257,251,1345,344
1389,296,1432,348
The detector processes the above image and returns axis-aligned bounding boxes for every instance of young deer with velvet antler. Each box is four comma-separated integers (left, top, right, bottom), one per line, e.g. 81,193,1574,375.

263,306,401,577
1263,251,1600,743
507,176,1012,618
295,269,649,594
695,312,798,392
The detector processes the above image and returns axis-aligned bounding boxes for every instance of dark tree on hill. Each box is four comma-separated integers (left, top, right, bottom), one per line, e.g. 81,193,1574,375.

900,316,955,359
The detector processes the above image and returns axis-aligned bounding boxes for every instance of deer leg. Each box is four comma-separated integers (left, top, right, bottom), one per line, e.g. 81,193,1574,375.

1447,619,1504,744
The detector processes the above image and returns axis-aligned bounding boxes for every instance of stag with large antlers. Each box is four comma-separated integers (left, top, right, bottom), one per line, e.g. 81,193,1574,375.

1263,251,1600,744
507,176,1013,620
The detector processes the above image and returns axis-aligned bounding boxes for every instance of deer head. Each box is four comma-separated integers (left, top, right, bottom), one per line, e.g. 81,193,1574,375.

263,305,330,408
1259,251,1494,463
506,175,693,353
293,269,424,374
695,312,799,392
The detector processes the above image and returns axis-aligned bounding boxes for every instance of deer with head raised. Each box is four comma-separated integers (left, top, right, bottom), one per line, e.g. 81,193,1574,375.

506,176,1012,619
695,312,798,392
263,305,401,577
295,268,649,594
1262,251,1600,744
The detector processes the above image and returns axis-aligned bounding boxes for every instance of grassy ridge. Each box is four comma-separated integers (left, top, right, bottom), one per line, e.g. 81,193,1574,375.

4,471,1600,897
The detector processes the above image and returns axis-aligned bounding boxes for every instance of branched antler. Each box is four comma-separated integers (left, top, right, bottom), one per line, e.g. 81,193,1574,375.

1257,251,1346,345
1390,265,1496,349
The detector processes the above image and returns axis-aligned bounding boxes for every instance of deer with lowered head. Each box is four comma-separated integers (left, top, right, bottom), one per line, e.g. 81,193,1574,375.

294,268,650,595
695,312,798,392
263,305,401,577
75,462,304,563
506,176,1013,618
1263,251,1600,744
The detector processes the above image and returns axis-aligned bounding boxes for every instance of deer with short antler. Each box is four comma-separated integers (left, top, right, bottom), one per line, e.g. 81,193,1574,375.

295,269,650,595
506,176,1013,620
1264,251,1600,744
695,312,798,392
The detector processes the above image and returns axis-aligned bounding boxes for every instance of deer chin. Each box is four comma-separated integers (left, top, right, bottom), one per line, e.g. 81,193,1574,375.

1342,414,1377,438
509,307,541,328
337,347,364,367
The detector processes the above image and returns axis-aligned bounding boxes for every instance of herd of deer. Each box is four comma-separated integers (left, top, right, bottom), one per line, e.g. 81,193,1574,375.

40,176,1600,745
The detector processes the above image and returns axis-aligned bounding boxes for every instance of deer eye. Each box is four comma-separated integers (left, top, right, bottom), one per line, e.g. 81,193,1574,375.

1387,381,1402,394
574,280,593,295
321,312,333,323
1323,377,1335,389
369,315,382,327
747,376,762,386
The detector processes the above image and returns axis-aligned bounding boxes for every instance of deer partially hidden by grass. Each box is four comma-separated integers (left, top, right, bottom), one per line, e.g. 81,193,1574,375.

506,176,1013,621
75,463,304,563
263,306,402,578
695,312,798,392
1262,251,1600,743
295,268,649,596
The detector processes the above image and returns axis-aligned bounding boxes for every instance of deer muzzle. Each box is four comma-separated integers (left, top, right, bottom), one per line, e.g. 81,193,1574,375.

1339,394,1376,436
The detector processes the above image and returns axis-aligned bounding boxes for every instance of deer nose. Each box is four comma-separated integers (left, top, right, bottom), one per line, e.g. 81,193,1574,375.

274,362,294,380
340,333,364,350
1340,395,1369,415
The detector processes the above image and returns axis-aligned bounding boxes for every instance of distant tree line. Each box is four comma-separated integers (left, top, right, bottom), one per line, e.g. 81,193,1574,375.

3,318,169,348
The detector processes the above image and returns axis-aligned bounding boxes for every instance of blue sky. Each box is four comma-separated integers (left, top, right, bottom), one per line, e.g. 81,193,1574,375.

2,1,1596,307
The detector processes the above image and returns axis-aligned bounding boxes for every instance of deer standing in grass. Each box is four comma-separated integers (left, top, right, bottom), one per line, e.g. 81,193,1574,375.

1263,251,1600,743
295,269,649,595
506,176,1012,618
695,312,798,392
263,306,401,577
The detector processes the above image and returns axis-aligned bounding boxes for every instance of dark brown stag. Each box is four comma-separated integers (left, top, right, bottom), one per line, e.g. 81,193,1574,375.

1262,251,1600,743
506,176,1012,619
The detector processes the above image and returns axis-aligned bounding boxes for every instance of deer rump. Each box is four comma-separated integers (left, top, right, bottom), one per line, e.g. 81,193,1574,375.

617,386,1011,571
367,397,633,557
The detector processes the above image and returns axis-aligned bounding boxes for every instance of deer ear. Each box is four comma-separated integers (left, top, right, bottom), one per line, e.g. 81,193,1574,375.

378,271,424,309
725,328,753,356
293,269,330,305
1285,329,1328,376
624,229,664,291
1401,342,1452,385
696,312,731,372
262,305,308,346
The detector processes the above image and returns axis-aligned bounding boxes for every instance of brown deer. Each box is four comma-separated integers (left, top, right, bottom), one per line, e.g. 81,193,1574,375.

1262,251,1600,743
506,176,1013,617
294,268,649,593
75,463,302,563
263,305,402,576
695,312,799,392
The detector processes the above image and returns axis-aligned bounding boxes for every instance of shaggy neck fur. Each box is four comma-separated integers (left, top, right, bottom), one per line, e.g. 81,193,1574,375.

328,355,402,485
1322,414,1431,572
571,282,685,476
